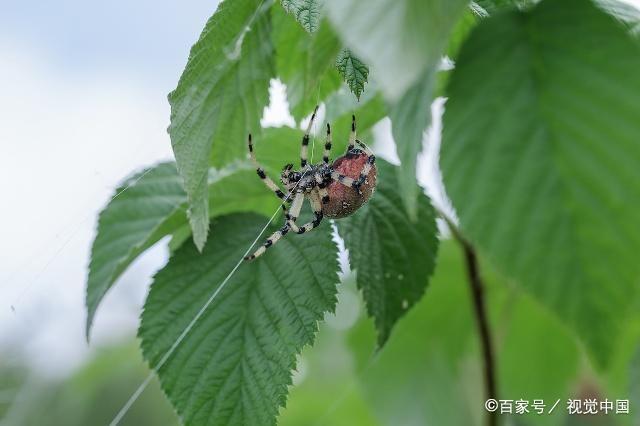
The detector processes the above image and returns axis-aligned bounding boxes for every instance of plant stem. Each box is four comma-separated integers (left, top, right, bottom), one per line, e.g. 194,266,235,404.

438,210,497,426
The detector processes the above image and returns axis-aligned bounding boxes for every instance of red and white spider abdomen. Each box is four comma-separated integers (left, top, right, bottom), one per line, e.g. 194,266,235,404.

325,151,377,218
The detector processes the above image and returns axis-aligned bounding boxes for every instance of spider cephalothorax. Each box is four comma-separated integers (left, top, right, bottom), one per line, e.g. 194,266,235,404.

245,106,377,261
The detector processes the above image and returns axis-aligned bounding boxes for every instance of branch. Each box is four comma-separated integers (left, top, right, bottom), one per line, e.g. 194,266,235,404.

437,209,497,426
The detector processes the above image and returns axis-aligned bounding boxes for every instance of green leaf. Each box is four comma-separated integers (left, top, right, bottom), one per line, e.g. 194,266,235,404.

281,0,324,33
387,6,480,220
207,164,281,218
597,0,640,35
325,0,468,100
273,6,342,122
86,163,187,337
337,160,439,346
388,72,435,220
86,162,279,338
434,9,480,99
472,0,525,14
335,48,369,100
168,0,274,251
440,0,640,367
139,213,339,426
477,0,640,28
446,8,481,60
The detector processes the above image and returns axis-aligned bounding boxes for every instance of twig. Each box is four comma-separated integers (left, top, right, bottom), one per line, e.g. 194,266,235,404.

437,208,497,426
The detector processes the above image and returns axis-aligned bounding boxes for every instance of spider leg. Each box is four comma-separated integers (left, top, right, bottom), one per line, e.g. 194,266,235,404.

353,140,376,189
300,105,319,168
244,224,290,261
315,173,330,205
291,191,324,234
286,191,305,233
331,171,356,188
346,114,356,152
323,123,332,164
248,134,287,200
243,191,323,261
330,170,367,195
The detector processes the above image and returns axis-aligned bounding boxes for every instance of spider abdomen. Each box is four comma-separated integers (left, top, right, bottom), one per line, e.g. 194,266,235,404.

325,151,377,218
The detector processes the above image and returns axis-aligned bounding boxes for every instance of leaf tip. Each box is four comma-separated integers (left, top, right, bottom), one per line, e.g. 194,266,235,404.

193,232,207,253
85,313,94,344
187,199,210,252
336,48,369,101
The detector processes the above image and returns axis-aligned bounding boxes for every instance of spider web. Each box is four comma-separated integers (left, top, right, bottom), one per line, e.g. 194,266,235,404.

109,169,309,426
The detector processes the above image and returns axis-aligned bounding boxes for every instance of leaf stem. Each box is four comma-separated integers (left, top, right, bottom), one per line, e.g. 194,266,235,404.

437,209,497,426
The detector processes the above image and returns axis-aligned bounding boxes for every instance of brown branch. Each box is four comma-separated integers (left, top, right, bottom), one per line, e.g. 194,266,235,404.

438,210,497,426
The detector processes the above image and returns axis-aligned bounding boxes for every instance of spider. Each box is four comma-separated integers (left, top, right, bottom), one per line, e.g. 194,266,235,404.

244,106,377,261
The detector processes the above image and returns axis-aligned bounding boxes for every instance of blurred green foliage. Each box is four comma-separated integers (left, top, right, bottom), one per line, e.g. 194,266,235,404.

0,346,178,426
12,241,640,425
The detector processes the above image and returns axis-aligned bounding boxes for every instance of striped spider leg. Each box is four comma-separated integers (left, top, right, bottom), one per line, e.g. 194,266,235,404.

300,105,319,168
244,106,323,261
247,134,288,201
286,188,324,235
318,123,332,205
245,184,324,261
